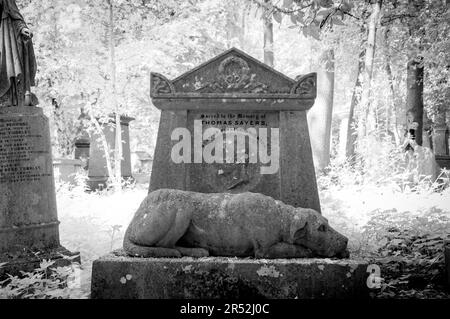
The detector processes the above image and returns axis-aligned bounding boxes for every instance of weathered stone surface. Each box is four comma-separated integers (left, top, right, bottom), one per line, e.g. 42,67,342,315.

87,115,134,190
280,111,320,211
0,107,60,253
124,189,348,259
91,251,369,299
149,110,187,192
149,48,321,212
53,158,83,184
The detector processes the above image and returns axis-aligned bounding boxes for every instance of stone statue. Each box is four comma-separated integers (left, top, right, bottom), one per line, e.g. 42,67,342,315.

124,189,349,259
0,0,37,107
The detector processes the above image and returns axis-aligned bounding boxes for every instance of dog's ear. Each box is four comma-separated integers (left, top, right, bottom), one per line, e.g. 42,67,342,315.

290,215,307,244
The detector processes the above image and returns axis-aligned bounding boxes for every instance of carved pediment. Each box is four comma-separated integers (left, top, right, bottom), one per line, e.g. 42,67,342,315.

150,48,316,100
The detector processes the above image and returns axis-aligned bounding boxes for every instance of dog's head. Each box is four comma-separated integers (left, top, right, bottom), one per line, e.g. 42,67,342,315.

289,208,349,258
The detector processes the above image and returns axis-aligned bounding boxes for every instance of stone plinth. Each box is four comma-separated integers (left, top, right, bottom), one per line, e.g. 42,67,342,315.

87,115,134,190
91,251,369,299
0,107,78,278
0,107,60,252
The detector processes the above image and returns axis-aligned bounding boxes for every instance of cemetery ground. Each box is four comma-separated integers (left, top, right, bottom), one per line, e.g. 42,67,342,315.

2,164,449,299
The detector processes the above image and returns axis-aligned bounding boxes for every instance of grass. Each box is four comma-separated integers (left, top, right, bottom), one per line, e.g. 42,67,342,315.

57,182,148,297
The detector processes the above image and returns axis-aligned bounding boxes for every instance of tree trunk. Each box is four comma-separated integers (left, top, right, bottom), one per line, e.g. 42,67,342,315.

383,28,401,145
108,0,122,191
360,0,383,137
406,58,424,146
239,2,247,50
345,46,365,159
263,0,274,67
308,49,335,171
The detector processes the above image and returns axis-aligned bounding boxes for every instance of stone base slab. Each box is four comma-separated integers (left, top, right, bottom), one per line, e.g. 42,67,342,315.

91,250,369,299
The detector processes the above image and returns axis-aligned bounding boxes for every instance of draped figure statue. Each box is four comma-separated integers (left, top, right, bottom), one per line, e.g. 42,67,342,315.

0,0,37,107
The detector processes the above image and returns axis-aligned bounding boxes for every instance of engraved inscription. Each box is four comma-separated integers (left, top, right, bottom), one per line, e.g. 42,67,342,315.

187,111,279,193
0,118,50,184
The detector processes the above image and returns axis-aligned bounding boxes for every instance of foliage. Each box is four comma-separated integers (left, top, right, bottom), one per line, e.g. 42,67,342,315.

0,259,87,299
362,209,450,299
318,152,450,298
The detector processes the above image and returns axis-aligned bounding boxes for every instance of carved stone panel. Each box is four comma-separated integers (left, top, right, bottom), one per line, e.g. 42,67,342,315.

187,110,280,196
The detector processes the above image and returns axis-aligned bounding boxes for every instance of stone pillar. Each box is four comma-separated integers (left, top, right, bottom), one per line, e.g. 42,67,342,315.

87,115,134,190
0,107,77,277
432,112,447,156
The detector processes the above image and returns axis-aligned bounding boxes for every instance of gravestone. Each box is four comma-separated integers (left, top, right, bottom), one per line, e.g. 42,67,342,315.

53,158,84,185
0,107,78,278
87,115,134,190
149,47,320,212
91,48,369,299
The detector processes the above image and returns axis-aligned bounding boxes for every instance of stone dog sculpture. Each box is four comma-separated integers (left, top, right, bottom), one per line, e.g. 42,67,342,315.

124,189,349,259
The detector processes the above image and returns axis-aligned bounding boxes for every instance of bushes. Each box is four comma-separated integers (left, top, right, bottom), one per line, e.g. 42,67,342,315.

360,208,450,298
319,150,450,298
0,259,87,299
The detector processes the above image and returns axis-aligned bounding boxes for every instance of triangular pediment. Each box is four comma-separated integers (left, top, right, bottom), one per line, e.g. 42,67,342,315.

150,48,316,100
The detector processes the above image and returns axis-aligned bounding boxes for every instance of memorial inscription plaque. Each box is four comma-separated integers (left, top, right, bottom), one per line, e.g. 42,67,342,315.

149,48,321,212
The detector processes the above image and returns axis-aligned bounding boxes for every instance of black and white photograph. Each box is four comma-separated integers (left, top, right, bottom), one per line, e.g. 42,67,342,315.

0,0,449,309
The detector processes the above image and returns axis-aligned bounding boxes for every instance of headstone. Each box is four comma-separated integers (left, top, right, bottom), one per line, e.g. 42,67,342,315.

91,48,369,299
0,107,78,277
53,158,84,185
87,115,134,190
149,47,321,212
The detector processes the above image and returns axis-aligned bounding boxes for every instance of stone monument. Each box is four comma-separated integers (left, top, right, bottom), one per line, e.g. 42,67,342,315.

87,115,134,190
0,0,78,278
91,48,368,299
149,47,320,212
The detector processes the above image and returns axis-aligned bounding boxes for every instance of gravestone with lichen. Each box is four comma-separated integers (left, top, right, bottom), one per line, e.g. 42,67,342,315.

91,48,368,299
149,48,320,212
